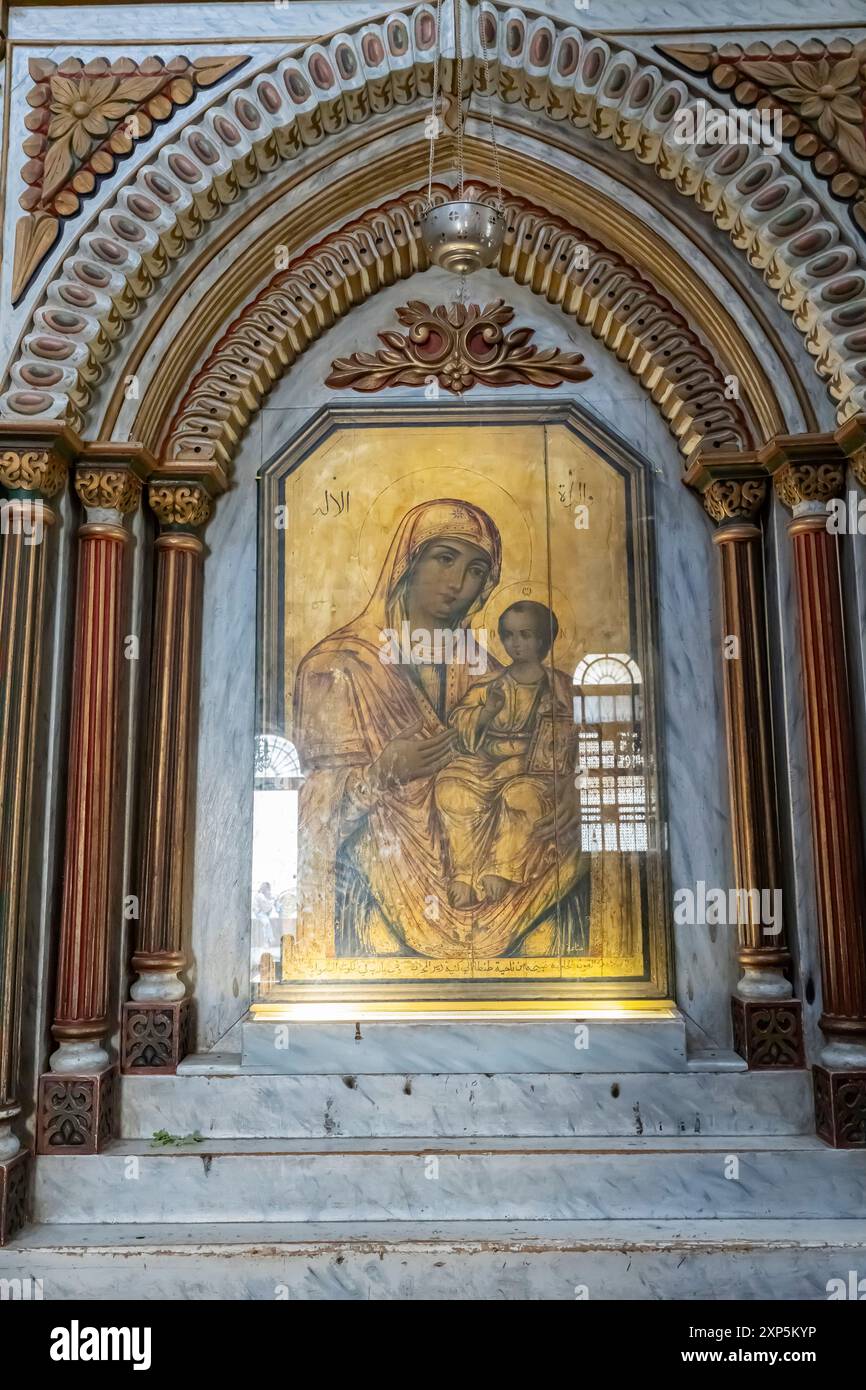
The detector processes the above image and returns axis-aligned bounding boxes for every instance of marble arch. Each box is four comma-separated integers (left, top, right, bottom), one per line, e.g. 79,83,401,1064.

1,0,865,433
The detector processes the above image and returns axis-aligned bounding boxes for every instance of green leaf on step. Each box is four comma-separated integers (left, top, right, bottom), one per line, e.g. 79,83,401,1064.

150,1129,204,1147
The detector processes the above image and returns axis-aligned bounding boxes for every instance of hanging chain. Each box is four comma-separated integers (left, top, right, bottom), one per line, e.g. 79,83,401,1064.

455,0,464,198
480,8,503,207
426,0,442,208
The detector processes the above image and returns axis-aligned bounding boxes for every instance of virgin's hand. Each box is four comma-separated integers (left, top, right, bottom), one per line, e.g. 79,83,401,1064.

372,729,455,787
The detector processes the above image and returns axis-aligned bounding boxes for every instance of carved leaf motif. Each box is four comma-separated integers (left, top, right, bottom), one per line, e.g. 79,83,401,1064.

12,212,60,302
13,51,250,302
40,133,75,204
326,298,592,396
659,37,866,231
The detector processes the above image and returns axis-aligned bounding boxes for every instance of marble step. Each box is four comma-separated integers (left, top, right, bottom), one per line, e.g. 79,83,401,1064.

4,1219,866,1300
33,1136,865,1224
241,1010,687,1074
120,1065,813,1139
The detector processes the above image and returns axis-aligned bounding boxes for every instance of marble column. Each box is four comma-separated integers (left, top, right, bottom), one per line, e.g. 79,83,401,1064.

36,448,149,1155
763,434,866,1146
684,452,802,1068
0,422,80,1240
122,474,220,1075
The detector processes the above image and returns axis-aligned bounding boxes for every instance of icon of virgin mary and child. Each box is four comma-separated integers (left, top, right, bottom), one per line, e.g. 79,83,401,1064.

293,499,589,961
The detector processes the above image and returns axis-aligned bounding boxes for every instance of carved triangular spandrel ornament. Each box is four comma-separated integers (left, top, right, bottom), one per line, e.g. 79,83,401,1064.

14,52,250,303
657,38,866,235
325,299,593,396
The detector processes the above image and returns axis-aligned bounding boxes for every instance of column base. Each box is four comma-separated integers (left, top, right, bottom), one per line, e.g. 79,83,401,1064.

0,1149,31,1245
814,1065,866,1148
122,998,191,1074
731,997,805,1069
37,1066,118,1155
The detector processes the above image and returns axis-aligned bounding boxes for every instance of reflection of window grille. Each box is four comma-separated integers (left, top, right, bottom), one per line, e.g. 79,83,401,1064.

254,734,303,788
573,654,648,852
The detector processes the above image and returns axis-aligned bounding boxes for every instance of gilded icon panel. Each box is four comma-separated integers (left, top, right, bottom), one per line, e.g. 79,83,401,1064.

252,409,668,1003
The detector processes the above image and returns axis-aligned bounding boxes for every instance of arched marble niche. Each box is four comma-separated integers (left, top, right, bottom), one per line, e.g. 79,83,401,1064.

185,267,736,1051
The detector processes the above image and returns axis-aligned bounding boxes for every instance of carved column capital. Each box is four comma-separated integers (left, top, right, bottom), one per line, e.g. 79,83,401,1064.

758,435,847,513
0,421,81,499
146,464,226,536
148,482,213,531
683,450,767,524
835,415,866,490
73,442,153,520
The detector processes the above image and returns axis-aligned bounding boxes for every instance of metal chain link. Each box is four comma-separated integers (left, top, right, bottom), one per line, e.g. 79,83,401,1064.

455,0,464,197
480,7,503,207
426,0,443,208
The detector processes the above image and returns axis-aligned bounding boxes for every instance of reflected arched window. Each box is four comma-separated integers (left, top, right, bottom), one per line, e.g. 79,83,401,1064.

251,736,302,991
573,653,648,853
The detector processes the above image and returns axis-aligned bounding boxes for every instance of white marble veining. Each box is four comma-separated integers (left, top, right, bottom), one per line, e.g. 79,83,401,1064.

188,421,261,1050
119,1065,812,1138
4,1217,866,1300
32,1135,866,1224
240,1015,688,1073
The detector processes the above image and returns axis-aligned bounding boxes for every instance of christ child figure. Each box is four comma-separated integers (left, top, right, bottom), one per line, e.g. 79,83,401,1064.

434,600,574,908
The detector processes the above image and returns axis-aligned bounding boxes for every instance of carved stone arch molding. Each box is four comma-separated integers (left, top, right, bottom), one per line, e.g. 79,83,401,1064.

157,182,753,470
2,0,866,431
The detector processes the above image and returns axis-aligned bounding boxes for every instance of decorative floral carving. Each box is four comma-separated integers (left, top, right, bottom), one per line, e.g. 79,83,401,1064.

0,447,68,497
326,299,592,396
0,1151,30,1246
702,478,768,522
37,1069,117,1154
148,482,212,530
658,39,866,233
162,185,750,469
3,7,865,432
74,467,142,514
731,998,805,1069
814,1065,866,1147
121,1001,191,1073
14,53,249,301
773,460,845,509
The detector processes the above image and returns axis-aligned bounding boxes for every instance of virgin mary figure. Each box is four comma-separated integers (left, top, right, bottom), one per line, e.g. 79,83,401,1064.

292,498,589,962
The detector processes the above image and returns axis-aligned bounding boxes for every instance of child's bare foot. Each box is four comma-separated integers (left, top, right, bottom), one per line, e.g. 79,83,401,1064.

448,879,476,909
481,873,517,903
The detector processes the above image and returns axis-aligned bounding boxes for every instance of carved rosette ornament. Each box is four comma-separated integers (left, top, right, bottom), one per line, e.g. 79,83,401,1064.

14,53,250,301
74,467,142,514
325,299,592,396
658,38,866,234
4,8,866,433
0,448,68,498
148,482,213,531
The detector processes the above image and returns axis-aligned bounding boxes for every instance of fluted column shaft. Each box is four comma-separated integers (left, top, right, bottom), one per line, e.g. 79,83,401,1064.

122,478,216,1076
134,529,204,993
0,426,77,1168
789,512,866,1056
48,464,143,1075
684,458,801,1069
764,437,866,1089
714,524,789,979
